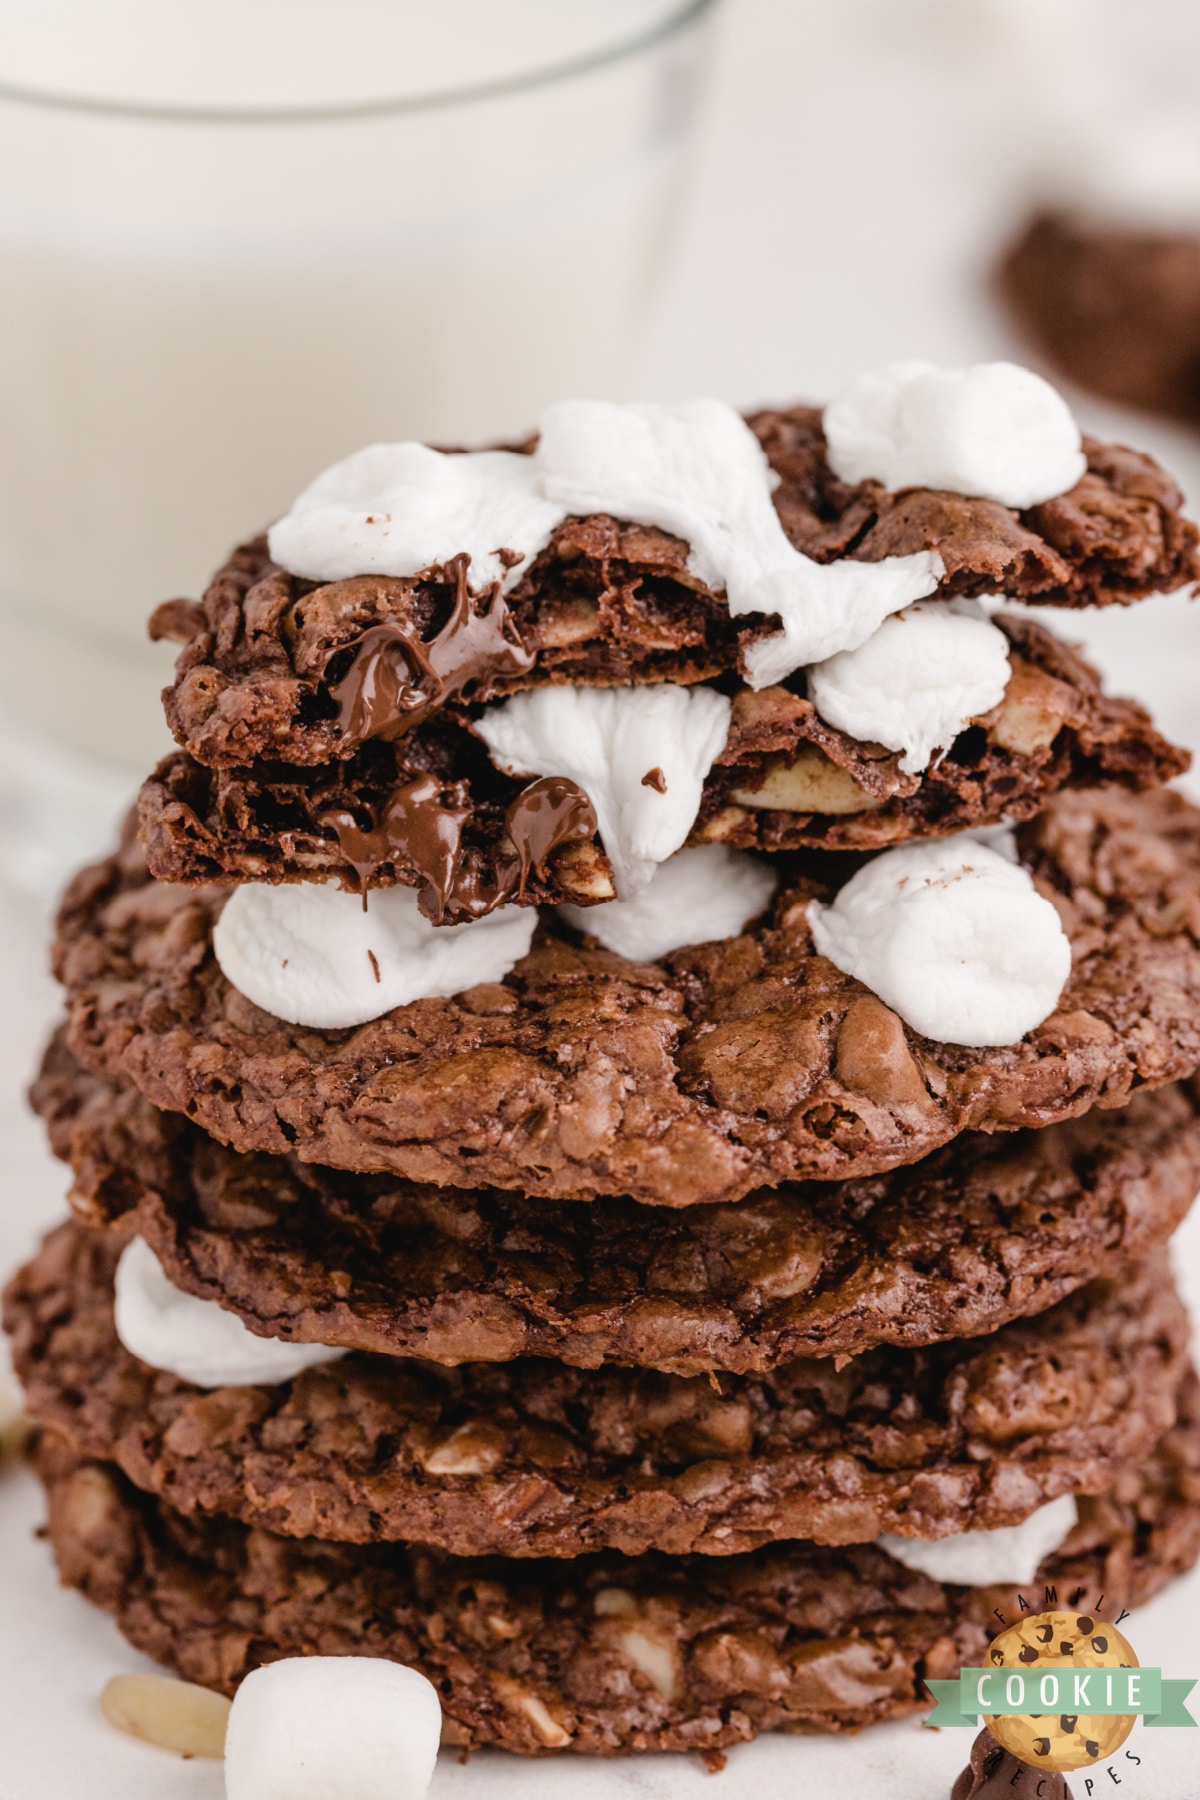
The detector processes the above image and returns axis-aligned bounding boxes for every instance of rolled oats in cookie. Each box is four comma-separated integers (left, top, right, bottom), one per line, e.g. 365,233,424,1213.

7,1226,1188,1559
33,1039,1200,1373
29,1379,1200,1752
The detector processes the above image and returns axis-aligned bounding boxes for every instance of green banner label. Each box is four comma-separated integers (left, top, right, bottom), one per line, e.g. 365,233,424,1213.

925,1668,1196,1729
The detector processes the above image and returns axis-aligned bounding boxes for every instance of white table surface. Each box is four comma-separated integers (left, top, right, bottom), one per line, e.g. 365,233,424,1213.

4,1,1200,1793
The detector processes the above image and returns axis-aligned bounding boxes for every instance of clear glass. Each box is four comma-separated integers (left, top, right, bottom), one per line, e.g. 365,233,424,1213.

0,0,717,878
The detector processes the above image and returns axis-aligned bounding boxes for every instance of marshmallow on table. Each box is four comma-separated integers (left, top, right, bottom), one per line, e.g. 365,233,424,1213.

213,879,536,1030
115,1237,346,1389
476,682,732,898
808,832,1071,1047
807,599,1012,774
823,361,1086,508
269,396,943,685
878,1495,1079,1587
559,844,777,962
224,1657,441,1800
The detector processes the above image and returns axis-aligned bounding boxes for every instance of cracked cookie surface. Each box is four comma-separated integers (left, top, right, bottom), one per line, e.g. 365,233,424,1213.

53,787,1200,1203
6,1225,1188,1557
138,614,1190,915
33,1375,1200,1752
155,411,1200,772
33,1037,1200,1373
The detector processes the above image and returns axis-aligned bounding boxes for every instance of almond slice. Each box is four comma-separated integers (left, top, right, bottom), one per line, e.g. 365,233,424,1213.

100,1673,230,1759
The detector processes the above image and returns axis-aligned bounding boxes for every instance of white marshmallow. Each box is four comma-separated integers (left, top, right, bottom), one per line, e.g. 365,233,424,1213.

213,880,536,1030
559,845,776,962
476,683,732,898
808,834,1071,1047
268,399,942,685
267,442,562,593
823,361,1086,509
115,1237,346,1390
807,600,1011,774
224,1657,441,1800
878,1495,1079,1587
536,398,942,684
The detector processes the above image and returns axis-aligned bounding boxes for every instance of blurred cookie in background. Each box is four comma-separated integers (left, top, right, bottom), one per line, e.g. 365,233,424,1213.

998,112,1200,423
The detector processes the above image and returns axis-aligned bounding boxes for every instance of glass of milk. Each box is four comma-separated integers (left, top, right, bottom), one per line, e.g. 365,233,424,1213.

0,0,717,888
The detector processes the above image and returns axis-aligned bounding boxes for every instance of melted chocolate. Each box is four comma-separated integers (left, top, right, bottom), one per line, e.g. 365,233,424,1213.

641,766,668,793
326,553,535,748
504,777,597,893
324,772,597,924
321,774,470,922
951,1730,1075,1800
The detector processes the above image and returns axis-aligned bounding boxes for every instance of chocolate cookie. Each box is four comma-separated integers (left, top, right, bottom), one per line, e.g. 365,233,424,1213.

999,213,1200,424
33,1037,1200,1373
54,787,1200,1205
137,614,1189,917
33,1376,1200,1752
154,411,1200,773
6,1225,1188,1557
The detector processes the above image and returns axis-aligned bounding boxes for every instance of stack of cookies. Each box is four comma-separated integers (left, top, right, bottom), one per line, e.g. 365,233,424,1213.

9,363,1200,1761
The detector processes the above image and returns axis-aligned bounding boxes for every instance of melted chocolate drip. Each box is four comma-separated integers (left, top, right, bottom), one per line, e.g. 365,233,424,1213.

951,1730,1075,1800
326,552,535,748
504,777,597,894
321,773,471,922
324,772,597,924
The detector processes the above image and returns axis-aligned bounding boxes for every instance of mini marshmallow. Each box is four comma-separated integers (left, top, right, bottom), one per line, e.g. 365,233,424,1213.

537,398,942,683
267,442,562,592
807,600,1011,774
808,834,1071,1047
559,844,776,962
213,879,536,1030
115,1237,346,1389
476,683,732,897
268,399,942,684
878,1495,1079,1587
224,1657,441,1800
823,361,1086,509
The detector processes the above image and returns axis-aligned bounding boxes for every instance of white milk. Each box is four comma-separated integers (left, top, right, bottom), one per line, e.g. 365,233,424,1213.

0,1,713,772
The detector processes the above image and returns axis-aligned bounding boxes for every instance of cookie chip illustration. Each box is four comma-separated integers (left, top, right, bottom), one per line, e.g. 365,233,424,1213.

986,1610,1138,1772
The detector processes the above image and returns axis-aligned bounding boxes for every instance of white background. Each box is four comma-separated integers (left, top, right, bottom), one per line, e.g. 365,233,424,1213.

3,1,1200,1794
